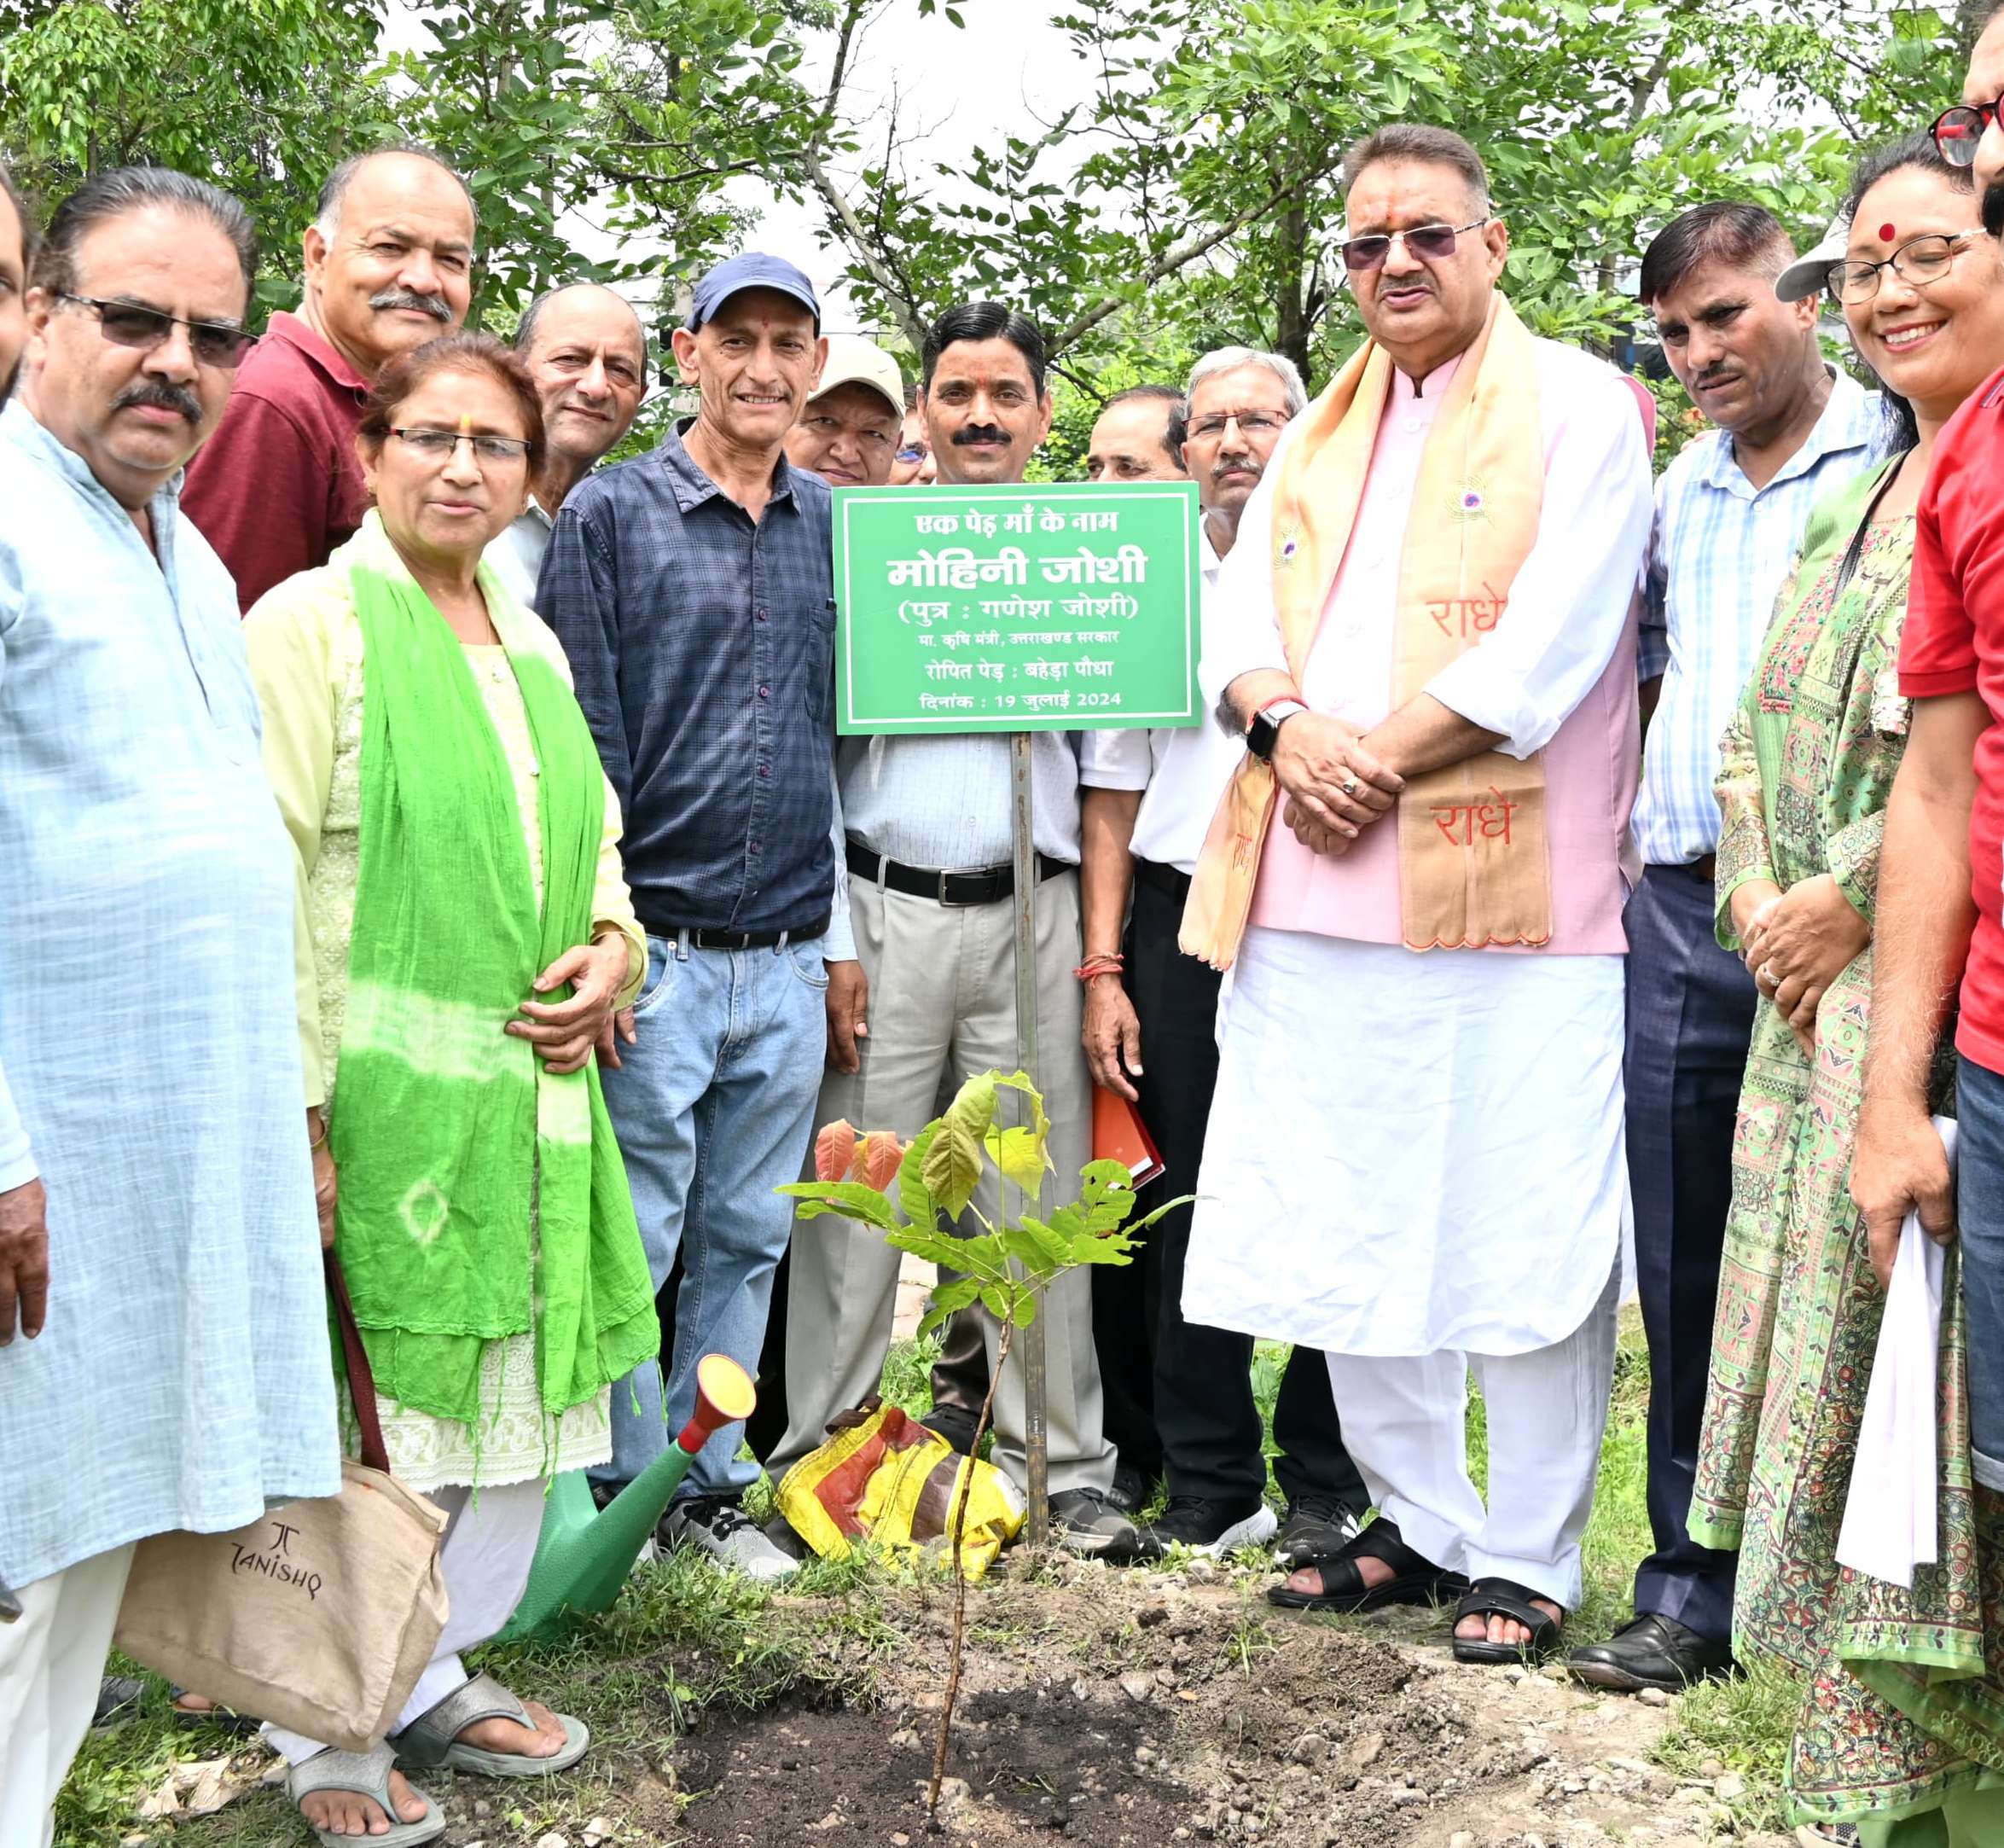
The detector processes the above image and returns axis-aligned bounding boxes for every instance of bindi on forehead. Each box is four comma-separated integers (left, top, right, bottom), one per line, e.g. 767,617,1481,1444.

1880,224,1897,243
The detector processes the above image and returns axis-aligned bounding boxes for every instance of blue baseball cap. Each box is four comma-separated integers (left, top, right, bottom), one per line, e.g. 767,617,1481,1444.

684,253,822,332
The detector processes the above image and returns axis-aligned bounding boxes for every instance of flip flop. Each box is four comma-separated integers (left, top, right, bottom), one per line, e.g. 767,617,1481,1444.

1267,1516,1470,1613
1451,1576,1566,1665
391,1670,590,1776
168,1685,259,1735
289,1743,444,1848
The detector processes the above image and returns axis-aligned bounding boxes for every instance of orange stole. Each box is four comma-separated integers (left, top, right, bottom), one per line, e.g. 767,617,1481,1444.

1180,294,1552,968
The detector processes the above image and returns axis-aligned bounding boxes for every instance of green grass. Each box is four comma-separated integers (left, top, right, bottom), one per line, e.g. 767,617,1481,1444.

56,1306,1801,1846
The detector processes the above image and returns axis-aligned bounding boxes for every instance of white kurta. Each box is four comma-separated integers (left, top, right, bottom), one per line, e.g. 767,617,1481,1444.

1181,333,1651,1360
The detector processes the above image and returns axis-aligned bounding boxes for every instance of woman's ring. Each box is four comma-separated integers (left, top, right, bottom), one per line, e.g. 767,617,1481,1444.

1759,961,1778,989
1339,775,1359,798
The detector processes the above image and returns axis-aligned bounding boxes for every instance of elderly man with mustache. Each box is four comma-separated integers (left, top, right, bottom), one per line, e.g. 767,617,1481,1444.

184,142,477,610
0,166,340,1842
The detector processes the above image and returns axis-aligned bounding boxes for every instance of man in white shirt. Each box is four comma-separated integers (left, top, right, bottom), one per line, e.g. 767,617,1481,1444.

491,282,646,607
1078,349,1371,1559
772,301,1139,1559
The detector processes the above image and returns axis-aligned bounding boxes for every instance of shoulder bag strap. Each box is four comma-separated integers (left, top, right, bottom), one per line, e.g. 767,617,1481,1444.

323,1248,392,1475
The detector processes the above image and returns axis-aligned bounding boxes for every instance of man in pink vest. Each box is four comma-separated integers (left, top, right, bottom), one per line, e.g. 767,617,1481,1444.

1178,123,1651,1667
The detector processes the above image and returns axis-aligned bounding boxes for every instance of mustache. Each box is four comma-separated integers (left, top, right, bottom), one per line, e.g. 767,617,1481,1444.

951,423,1008,447
369,287,452,322
113,379,200,423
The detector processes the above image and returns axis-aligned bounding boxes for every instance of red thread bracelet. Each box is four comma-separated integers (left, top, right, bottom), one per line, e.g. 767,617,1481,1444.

1075,955,1125,981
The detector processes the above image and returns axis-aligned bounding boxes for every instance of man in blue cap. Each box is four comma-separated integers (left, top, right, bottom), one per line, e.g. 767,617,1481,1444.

539,252,846,1578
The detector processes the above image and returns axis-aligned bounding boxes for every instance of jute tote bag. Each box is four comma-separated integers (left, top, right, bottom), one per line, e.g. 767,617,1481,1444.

113,1252,450,1752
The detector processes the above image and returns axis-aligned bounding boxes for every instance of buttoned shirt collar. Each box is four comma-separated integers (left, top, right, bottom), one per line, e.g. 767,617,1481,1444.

656,417,802,518
1698,365,1872,498
262,309,369,397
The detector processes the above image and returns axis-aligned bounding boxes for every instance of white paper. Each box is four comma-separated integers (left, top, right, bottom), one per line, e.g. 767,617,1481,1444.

1836,1117,1957,1589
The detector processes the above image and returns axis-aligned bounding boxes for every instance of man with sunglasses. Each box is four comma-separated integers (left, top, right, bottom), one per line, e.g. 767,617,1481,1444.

1929,3,2004,201
1078,347,1372,1563
183,143,476,612
0,168,340,1840
1566,202,1881,1699
1180,124,1652,1666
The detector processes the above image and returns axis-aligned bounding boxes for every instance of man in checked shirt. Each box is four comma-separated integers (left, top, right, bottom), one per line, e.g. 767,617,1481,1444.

538,252,844,1580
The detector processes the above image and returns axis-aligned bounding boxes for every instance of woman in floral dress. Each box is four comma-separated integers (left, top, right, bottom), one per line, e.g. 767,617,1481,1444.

1688,137,2004,1846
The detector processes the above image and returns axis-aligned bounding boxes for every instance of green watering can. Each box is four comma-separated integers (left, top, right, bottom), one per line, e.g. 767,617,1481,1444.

497,1353,757,1642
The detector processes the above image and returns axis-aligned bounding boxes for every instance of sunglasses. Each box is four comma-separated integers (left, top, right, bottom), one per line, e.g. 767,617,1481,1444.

895,445,926,463
1338,218,1491,274
57,293,255,369
1931,98,2002,168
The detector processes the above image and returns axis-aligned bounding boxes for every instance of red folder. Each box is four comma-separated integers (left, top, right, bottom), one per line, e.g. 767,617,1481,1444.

1093,1085,1165,1188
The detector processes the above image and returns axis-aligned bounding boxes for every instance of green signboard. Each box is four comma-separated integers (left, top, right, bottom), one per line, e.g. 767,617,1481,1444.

830,482,1203,735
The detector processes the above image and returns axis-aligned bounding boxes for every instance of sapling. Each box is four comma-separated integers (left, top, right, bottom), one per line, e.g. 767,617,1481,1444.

781,1067,1187,1822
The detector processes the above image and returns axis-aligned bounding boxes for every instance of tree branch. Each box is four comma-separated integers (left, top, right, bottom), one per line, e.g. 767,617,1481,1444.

804,151,928,351
1049,171,1309,355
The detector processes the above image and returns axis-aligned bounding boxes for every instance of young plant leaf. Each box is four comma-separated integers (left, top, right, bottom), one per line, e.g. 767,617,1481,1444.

813,1118,858,1183
779,1180,900,1230
898,1124,944,1232
859,1130,906,1192
922,1113,985,1220
984,1124,1048,1200
944,1072,1000,1148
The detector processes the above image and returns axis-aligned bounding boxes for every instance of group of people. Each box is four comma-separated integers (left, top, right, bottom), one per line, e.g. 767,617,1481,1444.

9,9,2004,1844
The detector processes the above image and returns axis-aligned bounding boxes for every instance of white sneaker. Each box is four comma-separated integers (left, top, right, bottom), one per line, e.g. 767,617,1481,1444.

660,1496,799,1582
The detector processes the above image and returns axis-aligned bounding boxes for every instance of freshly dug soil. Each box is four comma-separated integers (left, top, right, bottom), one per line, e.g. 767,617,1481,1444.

661,1558,1792,1848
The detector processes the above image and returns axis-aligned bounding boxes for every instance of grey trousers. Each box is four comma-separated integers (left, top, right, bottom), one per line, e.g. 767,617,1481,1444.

775,869,1115,1496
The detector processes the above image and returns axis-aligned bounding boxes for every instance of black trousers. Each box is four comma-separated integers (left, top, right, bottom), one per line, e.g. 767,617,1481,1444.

656,1249,791,1469
1093,866,1367,1508
1624,864,1755,1641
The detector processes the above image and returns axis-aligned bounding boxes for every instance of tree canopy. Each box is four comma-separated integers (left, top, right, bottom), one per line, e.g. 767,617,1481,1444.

0,0,1973,405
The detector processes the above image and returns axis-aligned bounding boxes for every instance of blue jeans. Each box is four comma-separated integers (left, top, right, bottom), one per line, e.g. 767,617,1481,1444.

1957,1054,2004,1492
595,930,829,1501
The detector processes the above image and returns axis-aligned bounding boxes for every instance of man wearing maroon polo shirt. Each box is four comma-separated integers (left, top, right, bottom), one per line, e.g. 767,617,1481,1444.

183,143,475,610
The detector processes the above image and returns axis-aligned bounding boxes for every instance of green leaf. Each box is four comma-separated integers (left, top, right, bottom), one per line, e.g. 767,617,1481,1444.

897,1124,942,1232
1000,1226,1059,1279
777,1180,899,1230
922,1113,985,1221
1010,1291,1038,1328
984,1124,1048,1200
917,1273,984,1338
944,1071,1000,1147
979,1283,1012,1320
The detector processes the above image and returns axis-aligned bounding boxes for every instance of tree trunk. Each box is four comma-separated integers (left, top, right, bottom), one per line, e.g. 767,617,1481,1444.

1272,204,1310,381
1960,0,1996,56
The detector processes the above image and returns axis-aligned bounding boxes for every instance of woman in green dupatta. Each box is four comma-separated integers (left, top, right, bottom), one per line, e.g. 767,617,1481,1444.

1687,140,2004,1847
242,334,658,1848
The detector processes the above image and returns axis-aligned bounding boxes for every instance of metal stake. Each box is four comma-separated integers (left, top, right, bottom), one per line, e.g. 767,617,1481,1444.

1009,729,1048,1545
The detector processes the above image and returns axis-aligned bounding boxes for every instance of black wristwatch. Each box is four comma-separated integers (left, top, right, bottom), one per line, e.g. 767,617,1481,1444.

1246,699,1308,763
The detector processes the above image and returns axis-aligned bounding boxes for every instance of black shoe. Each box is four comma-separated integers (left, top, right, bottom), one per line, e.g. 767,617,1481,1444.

1136,1495,1279,1560
921,1404,979,1456
1565,1612,1736,1692
1108,1459,1154,1515
92,1676,146,1729
1048,1487,1141,1563
1275,1492,1364,1568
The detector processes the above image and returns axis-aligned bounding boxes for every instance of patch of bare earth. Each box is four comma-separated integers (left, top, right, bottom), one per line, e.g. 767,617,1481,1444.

664,1558,1790,1848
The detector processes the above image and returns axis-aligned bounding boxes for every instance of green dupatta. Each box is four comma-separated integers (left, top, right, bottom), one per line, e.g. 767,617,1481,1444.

328,514,656,1425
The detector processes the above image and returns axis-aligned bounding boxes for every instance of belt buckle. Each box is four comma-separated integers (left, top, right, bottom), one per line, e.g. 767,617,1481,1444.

937,869,960,907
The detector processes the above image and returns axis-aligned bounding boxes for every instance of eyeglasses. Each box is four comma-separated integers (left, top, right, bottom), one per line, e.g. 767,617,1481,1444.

1826,231,1982,304
57,293,255,369
1186,411,1289,441
1931,97,2002,167
388,426,531,463
894,445,926,463
1337,218,1490,274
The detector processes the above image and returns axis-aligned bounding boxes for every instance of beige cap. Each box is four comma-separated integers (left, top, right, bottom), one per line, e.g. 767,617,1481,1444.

1776,214,1850,304
809,337,905,420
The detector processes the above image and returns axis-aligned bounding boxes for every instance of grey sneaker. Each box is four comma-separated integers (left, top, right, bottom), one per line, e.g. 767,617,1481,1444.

661,1496,799,1581
1048,1487,1141,1563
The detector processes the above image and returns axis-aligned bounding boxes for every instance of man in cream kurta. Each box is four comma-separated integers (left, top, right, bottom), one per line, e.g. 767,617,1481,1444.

1182,125,1651,1660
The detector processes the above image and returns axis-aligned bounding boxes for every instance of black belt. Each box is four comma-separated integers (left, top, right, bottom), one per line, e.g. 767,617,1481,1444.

846,840,1070,908
1132,856,1192,905
636,912,830,950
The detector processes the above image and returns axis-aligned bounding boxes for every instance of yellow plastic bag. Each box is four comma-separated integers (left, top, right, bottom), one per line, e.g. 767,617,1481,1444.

777,1398,1025,1580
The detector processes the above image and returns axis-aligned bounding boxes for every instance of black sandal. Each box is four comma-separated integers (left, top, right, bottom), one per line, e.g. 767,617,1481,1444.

1450,1577,1565,1665
1267,1517,1471,1613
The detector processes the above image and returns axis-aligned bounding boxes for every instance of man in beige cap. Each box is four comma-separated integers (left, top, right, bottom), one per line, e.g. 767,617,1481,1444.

786,336,904,487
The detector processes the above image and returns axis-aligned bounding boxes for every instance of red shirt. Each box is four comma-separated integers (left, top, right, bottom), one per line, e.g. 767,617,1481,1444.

1900,364,2004,1073
182,311,369,613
